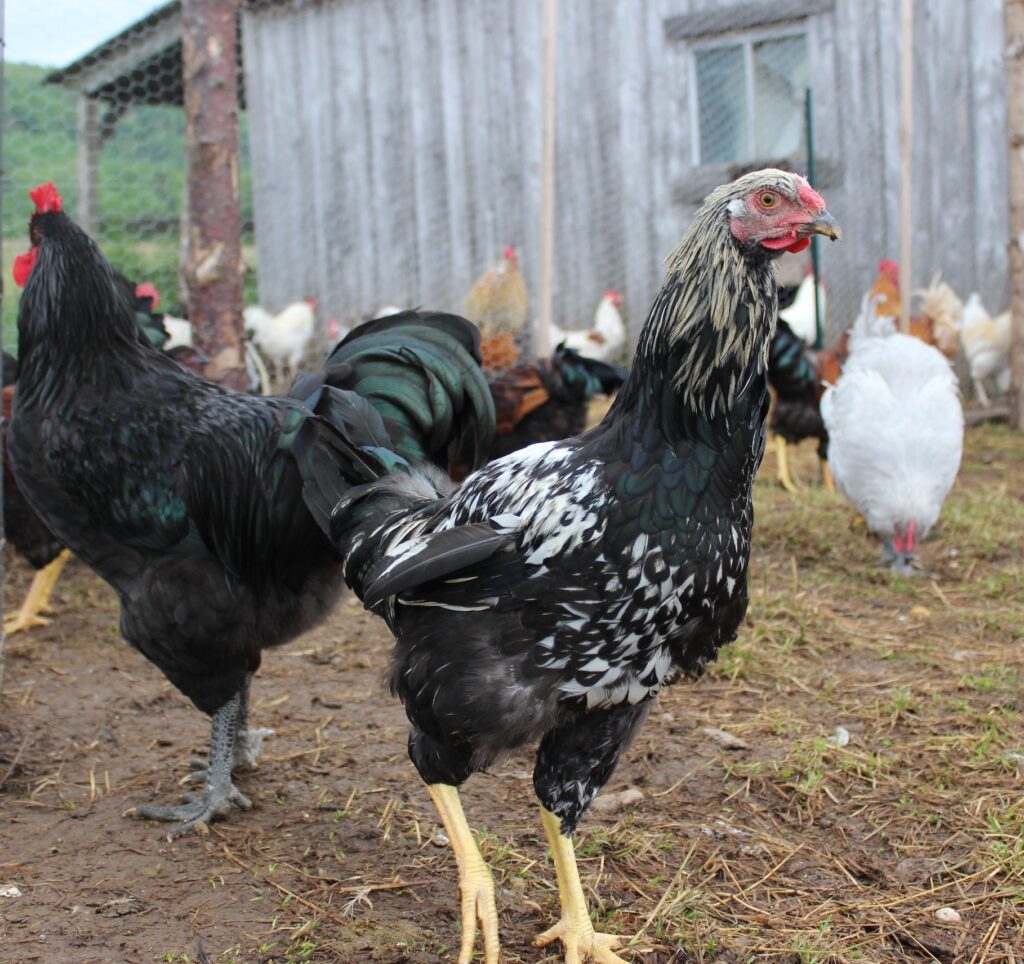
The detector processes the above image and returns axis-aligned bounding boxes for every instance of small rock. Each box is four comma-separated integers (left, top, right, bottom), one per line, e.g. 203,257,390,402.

590,788,644,814
909,605,931,619
701,727,750,751
430,830,449,847
660,712,675,724
935,907,961,924
831,725,850,748
0,885,22,898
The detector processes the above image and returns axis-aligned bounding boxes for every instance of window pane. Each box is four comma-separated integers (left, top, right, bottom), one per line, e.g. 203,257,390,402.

753,34,809,159
696,45,748,164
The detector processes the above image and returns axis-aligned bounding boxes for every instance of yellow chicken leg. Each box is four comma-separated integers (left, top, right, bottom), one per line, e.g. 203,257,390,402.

534,807,630,964
4,549,71,635
820,459,836,493
775,436,799,493
426,783,500,964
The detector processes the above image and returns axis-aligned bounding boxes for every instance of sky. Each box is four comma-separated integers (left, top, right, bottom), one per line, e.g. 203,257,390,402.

5,0,167,68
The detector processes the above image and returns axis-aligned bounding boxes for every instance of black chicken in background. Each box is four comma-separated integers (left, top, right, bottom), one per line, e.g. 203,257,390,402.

2,351,71,635
8,182,494,837
298,170,840,962
449,345,628,480
767,314,842,493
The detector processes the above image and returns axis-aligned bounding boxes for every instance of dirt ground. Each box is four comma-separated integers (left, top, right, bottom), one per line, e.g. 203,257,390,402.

1,423,1023,964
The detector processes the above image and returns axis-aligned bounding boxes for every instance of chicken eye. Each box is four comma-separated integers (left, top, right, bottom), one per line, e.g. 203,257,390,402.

759,192,778,209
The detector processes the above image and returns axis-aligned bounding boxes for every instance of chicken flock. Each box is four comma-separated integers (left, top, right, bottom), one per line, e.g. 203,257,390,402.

0,168,1005,963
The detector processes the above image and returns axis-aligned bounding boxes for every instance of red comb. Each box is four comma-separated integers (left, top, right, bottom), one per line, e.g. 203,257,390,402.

502,246,518,264
603,289,622,306
878,259,900,282
29,182,63,214
135,282,160,308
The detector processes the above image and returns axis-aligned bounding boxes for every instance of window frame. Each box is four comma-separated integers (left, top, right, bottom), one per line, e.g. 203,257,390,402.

687,22,817,168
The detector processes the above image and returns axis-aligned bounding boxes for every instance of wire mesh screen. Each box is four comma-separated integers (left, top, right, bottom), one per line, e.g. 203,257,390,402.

2,3,256,358
2,0,1010,395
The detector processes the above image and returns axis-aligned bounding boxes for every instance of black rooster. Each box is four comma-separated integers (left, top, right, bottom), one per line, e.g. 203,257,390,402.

8,182,493,837
487,347,627,459
299,170,840,961
449,346,627,480
3,351,70,634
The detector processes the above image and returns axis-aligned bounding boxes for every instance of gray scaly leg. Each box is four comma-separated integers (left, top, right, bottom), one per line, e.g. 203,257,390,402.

233,673,274,769
132,693,253,838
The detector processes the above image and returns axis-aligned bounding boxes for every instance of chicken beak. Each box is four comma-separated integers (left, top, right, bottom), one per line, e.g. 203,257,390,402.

805,210,841,242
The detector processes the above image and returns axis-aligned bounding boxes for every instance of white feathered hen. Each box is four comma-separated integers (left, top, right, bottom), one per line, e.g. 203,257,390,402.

822,295,963,572
243,297,317,387
960,293,1011,407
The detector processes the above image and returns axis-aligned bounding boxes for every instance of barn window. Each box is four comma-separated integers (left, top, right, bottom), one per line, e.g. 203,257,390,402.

692,31,810,165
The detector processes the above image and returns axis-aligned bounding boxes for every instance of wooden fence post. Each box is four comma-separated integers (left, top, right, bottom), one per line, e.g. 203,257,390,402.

181,0,247,390
1008,0,1024,431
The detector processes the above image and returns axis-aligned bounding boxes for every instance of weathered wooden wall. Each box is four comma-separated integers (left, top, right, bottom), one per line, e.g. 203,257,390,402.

242,0,1008,347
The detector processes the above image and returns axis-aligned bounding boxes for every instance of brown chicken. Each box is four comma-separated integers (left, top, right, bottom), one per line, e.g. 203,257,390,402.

463,247,530,376
865,261,960,358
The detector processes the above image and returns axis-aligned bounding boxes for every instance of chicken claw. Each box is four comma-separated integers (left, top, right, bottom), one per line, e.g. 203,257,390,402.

130,693,254,838
534,920,628,964
131,780,253,840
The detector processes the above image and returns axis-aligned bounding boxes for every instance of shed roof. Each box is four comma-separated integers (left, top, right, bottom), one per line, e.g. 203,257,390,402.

45,0,244,108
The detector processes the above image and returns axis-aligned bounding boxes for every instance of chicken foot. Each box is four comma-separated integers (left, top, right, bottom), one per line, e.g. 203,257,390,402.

4,549,71,635
426,783,499,964
131,692,253,838
534,807,630,964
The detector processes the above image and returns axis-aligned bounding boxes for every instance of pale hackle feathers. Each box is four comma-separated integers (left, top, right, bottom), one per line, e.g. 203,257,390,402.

914,275,963,360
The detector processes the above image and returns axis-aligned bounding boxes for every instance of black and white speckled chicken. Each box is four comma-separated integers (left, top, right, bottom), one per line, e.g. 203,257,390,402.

8,182,494,838
301,170,840,962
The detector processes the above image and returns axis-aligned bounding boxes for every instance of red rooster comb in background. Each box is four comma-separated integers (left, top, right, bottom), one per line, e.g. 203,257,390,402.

502,246,519,265
878,259,899,282
602,290,623,306
135,282,160,308
29,181,63,214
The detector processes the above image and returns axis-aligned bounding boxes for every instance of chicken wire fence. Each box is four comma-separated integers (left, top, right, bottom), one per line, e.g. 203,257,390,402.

1,0,1000,384
2,2,258,361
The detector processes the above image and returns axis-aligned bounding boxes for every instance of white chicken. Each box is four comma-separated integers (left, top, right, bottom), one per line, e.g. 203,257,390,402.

243,297,317,387
960,293,1011,407
778,269,825,346
822,296,963,572
548,290,626,363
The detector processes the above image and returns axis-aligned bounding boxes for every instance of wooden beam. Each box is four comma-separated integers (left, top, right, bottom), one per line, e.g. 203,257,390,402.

1008,0,1024,431
665,0,834,43
76,96,101,234
898,0,913,334
536,0,558,358
51,12,182,98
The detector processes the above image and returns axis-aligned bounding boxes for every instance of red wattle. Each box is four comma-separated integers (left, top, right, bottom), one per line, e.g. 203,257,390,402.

12,249,36,287
760,232,799,250
786,238,811,254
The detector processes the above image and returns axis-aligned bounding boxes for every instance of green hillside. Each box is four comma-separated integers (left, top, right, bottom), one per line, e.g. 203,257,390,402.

2,62,254,353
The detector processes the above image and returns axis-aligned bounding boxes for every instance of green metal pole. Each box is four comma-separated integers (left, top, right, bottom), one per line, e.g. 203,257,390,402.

804,87,823,348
